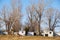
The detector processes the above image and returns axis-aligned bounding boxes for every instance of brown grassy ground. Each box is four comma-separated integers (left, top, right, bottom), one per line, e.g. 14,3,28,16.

0,35,60,40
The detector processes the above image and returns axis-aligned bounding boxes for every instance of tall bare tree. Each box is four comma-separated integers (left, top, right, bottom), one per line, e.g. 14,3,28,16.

9,0,22,34
0,5,9,32
0,0,22,34
26,5,35,32
26,0,51,35
34,0,49,35
45,8,60,36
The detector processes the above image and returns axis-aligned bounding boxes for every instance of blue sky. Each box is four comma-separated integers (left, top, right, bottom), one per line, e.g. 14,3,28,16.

51,0,60,10
0,0,60,17
0,0,60,12
0,0,60,32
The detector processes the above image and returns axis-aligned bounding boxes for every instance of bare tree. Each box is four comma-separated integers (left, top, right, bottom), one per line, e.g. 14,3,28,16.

0,0,22,34
34,0,49,35
26,5,36,32
26,0,51,35
0,5,9,32
8,0,22,34
45,8,54,31
45,8,60,35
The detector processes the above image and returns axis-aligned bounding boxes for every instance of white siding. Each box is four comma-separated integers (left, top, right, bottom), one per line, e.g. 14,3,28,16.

19,31,25,36
27,32,34,36
41,30,53,37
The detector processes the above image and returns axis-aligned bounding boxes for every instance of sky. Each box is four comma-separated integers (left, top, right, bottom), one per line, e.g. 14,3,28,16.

0,0,60,32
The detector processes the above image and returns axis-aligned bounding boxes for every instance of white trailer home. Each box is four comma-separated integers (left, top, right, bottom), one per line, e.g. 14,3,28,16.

3,32,8,35
27,32,34,36
18,30,34,36
55,32,60,36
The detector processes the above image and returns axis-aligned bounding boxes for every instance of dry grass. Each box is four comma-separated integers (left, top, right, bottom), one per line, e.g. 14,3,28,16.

0,35,60,40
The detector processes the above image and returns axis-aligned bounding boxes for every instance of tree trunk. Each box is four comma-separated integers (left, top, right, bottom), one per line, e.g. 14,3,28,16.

38,15,41,35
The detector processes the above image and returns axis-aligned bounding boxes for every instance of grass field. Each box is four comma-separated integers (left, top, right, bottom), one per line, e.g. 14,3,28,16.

0,35,60,40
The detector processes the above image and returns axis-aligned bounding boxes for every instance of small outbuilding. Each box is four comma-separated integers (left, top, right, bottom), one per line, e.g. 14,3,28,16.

19,30,25,36
41,30,53,37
